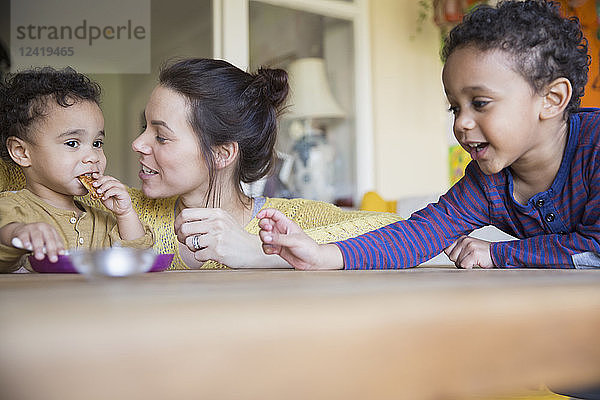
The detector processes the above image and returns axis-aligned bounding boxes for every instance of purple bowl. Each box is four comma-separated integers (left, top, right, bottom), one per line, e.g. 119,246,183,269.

29,252,174,274
149,253,174,272
28,254,77,273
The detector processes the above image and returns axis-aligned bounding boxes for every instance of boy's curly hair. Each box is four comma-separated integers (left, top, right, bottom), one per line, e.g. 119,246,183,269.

0,66,101,162
441,0,590,116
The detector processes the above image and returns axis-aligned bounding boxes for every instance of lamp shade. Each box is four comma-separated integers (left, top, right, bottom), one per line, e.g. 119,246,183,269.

286,57,346,120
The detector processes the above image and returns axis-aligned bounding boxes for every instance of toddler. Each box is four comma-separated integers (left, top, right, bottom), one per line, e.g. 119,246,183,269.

0,67,153,272
258,0,599,270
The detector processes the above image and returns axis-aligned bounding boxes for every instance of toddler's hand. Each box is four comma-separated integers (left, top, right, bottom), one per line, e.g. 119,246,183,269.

444,235,494,269
91,173,133,216
9,222,65,262
257,208,343,270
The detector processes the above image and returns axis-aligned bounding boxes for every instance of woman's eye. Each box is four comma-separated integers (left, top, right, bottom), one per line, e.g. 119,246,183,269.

155,136,167,144
141,124,147,133
93,140,104,148
448,105,459,115
65,140,79,148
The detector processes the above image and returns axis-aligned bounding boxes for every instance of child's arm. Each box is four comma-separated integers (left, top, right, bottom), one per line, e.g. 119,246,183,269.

257,208,343,270
91,173,145,241
0,222,65,262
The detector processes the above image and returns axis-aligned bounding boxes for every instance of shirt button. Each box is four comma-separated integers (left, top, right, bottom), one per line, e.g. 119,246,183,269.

545,213,555,222
536,199,544,208
70,217,77,224
78,237,84,244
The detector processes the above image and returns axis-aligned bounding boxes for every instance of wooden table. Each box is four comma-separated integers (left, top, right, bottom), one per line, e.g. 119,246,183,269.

0,267,599,400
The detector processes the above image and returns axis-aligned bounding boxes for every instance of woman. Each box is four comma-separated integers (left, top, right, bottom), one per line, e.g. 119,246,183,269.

1,58,400,269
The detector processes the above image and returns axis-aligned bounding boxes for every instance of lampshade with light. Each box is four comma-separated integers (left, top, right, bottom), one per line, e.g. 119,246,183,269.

285,57,346,203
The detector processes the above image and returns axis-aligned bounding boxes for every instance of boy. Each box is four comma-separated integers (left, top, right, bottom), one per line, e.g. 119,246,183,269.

0,67,153,272
257,0,599,270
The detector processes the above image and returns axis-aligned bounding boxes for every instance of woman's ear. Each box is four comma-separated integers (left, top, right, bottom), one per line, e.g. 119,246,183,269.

540,77,572,120
214,142,239,169
6,137,32,167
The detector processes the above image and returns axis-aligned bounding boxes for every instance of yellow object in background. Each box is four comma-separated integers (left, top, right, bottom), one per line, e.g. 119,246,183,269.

360,191,397,213
449,144,471,186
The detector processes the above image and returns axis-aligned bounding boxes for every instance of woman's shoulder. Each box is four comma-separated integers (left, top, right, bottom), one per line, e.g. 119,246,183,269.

0,160,26,192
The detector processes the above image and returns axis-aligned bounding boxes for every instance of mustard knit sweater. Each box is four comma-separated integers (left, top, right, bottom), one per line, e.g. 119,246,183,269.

0,160,401,269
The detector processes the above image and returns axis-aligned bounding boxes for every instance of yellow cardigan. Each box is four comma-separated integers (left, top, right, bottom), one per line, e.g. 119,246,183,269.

0,160,401,269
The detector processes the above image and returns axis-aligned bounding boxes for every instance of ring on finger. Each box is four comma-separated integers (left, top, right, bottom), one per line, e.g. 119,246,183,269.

191,234,202,251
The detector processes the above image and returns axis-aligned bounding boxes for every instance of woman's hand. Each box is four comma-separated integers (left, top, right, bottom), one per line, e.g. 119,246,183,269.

444,235,495,269
257,208,343,270
174,207,290,268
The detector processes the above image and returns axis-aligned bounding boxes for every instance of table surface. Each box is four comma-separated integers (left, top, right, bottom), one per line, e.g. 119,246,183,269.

1,267,599,400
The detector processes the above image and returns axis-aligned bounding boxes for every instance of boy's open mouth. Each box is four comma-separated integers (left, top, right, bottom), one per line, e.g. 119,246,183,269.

465,142,489,160
468,142,488,152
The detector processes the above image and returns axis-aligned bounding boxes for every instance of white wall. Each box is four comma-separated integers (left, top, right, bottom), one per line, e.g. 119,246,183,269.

370,0,450,200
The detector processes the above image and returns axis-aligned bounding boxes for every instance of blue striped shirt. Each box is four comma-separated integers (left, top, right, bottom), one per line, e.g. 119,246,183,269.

337,109,600,269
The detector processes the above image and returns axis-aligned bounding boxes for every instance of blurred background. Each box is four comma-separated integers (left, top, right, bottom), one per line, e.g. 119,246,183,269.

1,0,598,210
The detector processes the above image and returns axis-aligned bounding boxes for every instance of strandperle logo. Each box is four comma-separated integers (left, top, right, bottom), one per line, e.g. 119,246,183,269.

15,20,147,46
11,0,150,74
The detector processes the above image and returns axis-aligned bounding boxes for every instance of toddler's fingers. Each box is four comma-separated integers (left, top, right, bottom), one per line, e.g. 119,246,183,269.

12,233,33,251
445,236,468,264
259,229,299,248
261,242,280,255
443,240,457,256
259,228,274,244
256,208,278,219
257,208,290,225
44,230,65,262
98,186,123,201
95,178,121,195
445,245,460,264
90,171,102,180
455,248,475,269
258,218,274,232
44,241,60,263
11,237,25,249
27,230,47,260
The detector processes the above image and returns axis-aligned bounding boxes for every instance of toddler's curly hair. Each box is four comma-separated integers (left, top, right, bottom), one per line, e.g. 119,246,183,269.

442,0,590,116
0,66,101,162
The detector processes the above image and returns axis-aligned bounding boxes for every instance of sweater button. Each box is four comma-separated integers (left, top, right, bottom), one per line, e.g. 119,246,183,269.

536,199,544,207
70,217,77,224
78,237,84,244
545,213,555,222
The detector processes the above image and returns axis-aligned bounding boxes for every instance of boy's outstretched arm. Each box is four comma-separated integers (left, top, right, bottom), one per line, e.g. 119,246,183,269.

257,208,343,270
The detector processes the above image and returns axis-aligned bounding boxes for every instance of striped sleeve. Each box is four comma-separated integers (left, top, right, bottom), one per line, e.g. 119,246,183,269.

336,165,491,269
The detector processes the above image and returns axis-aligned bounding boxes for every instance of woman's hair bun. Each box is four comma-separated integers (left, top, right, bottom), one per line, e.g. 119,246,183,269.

253,67,289,109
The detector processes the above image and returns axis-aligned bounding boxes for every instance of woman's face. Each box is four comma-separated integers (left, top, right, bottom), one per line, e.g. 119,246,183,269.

132,85,209,199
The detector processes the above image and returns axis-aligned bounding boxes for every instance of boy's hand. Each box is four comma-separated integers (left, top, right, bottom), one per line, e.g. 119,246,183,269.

444,236,494,269
2,222,65,262
91,173,133,216
257,208,343,270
